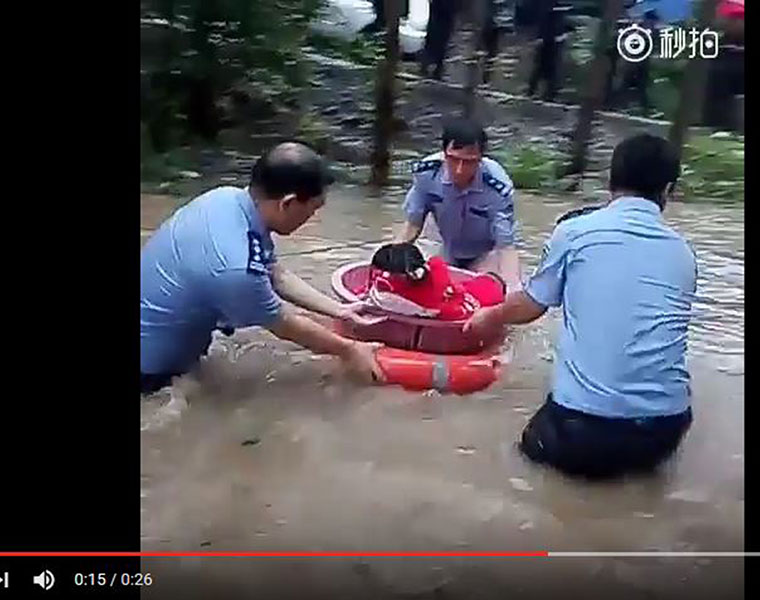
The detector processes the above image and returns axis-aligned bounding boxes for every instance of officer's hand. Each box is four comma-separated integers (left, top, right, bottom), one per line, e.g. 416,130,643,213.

340,340,386,384
462,305,504,337
338,301,388,327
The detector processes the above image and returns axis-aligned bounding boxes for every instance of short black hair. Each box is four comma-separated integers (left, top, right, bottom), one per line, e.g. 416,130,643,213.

441,117,487,153
250,141,335,201
371,243,428,281
609,134,680,205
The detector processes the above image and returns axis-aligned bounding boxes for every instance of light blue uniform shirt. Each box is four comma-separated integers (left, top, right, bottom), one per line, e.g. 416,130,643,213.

140,187,282,375
525,197,697,418
402,152,516,263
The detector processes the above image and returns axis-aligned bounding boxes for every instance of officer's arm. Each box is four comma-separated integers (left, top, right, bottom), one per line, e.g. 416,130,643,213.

213,270,366,362
463,288,545,334
478,246,521,290
268,308,386,383
497,290,547,324
214,270,283,330
271,263,348,319
465,223,570,333
267,305,355,358
395,180,429,243
396,221,423,244
521,223,570,311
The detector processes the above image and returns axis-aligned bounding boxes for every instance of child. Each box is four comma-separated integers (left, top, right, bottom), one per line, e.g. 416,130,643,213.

366,243,506,321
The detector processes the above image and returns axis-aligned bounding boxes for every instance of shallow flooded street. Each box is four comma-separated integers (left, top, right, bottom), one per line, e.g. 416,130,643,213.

140,187,744,599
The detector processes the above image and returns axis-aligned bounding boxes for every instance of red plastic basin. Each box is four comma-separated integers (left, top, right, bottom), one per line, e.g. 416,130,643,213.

331,262,507,355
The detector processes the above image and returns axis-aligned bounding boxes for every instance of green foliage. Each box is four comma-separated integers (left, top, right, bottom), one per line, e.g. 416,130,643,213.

680,132,744,203
141,0,325,155
140,123,198,182
567,17,597,69
646,58,687,120
492,144,560,190
491,133,743,202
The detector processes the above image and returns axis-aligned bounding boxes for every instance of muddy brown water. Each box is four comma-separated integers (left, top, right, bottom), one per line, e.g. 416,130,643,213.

140,187,744,599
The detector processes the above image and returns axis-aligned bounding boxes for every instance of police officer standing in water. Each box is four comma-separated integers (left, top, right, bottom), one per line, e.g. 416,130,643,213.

464,134,697,479
140,142,384,395
395,117,522,290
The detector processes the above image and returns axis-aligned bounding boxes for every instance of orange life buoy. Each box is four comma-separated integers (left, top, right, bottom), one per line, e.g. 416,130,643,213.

375,347,501,395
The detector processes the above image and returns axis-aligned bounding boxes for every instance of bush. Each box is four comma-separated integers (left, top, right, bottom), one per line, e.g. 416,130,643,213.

491,143,561,190
141,0,325,154
680,132,744,203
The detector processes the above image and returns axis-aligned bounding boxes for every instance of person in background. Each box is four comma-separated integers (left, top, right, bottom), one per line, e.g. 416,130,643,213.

616,10,659,115
420,0,460,80
527,0,571,102
481,0,501,84
604,15,630,109
703,2,744,131
464,134,697,479
364,0,411,33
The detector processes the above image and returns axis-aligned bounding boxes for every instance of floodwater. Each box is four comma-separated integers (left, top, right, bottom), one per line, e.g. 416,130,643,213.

140,187,744,599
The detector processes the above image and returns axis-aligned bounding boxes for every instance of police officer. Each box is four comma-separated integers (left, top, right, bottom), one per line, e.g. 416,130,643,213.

395,117,521,290
527,0,571,102
617,10,659,115
140,142,384,395
464,134,697,479
481,0,500,84
603,15,629,110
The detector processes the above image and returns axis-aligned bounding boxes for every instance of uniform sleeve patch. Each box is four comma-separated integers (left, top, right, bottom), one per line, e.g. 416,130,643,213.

482,172,513,197
247,231,275,274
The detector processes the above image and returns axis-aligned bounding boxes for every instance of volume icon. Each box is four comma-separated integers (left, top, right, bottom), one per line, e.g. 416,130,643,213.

33,570,55,590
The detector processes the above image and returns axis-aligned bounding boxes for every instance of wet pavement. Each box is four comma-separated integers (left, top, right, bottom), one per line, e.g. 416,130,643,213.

140,187,744,599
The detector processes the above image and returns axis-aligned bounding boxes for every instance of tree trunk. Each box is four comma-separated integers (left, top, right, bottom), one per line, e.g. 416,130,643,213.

669,0,719,161
370,0,402,186
566,0,624,176
463,0,489,117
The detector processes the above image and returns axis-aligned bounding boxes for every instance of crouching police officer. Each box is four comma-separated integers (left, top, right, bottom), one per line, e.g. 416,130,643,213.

464,134,697,479
395,117,522,290
140,142,384,394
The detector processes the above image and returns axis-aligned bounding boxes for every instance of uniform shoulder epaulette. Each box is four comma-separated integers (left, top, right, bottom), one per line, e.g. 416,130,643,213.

482,172,512,197
555,204,605,226
411,159,442,174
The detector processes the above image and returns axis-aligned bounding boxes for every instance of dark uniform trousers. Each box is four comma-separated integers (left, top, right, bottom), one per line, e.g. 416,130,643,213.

521,395,693,480
421,0,459,79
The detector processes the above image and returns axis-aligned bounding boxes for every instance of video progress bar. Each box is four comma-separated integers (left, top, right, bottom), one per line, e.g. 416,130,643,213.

0,552,756,558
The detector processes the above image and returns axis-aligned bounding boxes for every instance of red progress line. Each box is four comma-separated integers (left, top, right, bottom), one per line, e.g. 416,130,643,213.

0,552,548,558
